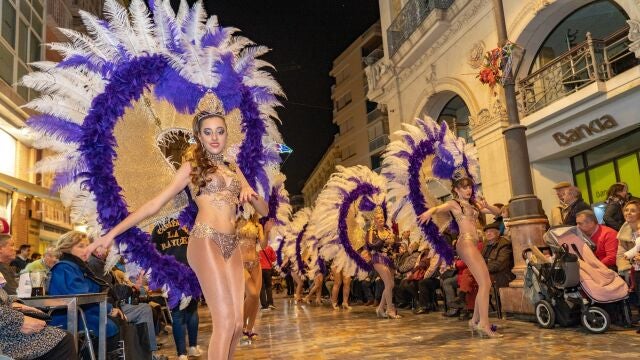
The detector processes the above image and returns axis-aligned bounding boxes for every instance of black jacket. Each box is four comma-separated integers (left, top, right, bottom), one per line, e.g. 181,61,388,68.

481,237,515,288
562,199,591,226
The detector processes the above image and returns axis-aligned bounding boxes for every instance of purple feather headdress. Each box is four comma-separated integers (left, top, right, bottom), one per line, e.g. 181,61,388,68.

22,0,285,307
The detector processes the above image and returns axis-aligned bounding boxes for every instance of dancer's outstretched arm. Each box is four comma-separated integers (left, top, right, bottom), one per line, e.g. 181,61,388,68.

87,163,192,253
417,201,454,225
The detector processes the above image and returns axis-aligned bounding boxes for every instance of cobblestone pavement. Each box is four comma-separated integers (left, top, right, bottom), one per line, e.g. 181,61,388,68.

156,295,640,359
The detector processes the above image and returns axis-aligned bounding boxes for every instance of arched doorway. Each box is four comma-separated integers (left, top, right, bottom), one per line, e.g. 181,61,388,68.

436,95,472,143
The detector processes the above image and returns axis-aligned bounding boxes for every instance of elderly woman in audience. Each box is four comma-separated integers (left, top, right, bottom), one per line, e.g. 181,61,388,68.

48,231,123,350
0,233,77,359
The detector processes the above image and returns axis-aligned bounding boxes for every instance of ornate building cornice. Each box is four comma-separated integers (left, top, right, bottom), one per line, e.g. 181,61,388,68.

396,0,488,84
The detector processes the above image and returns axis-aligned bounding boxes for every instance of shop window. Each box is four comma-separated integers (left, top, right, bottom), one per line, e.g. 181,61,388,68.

618,153,640,198
588,162,616,203
17,19,27,63
575,172,588,202
0,129,16,176
572,129,640,204
29,30,39,62
0,190,10,223
0,42,13,84
1,1,16,48
437,95,472,143
530,0,628,73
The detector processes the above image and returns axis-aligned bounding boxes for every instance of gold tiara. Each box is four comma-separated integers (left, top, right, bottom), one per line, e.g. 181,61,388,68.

195,90,226,120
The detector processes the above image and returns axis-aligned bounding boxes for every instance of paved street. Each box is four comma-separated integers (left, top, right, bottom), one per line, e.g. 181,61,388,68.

157,295,640,359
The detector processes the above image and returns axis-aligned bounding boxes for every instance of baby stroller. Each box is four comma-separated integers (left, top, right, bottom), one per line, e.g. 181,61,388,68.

523,226,629,334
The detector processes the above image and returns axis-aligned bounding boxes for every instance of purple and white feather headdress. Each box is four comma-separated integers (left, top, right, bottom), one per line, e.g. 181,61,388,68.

282,207,312,278
310,165,386,279
22,0,285,308
381,118,479,264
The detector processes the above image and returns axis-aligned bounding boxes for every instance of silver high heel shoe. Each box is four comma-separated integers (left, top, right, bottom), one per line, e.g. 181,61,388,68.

376,307,388,318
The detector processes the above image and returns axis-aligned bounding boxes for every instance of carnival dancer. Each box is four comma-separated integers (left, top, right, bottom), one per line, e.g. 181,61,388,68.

311,165,388,310
303,256,327,305
383,117,503,338
366,206,401,318
91,109,269,357
283,208,313,305
237,215,266,341
417,178,501,337
24,1,286,358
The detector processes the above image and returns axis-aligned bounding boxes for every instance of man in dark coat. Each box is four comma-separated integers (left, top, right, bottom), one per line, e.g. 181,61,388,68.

561,186,591,226
481,222,515,288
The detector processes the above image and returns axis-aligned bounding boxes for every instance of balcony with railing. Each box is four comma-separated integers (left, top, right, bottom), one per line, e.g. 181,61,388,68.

369,135,390,152
363,48,384,66
387,0,455,57
519,26,638,116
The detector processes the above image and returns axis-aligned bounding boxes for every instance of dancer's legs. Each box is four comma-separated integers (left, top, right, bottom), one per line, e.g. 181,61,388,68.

306,274,323,302
457,238,491,330
292,273,304,301
341,272,352,306
243,264,263,333
188,237,244,360
373,263,394,314
227,252,245,359
331,270,343,307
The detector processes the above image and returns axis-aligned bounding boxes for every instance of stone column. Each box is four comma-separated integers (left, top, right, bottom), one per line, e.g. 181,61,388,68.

492,0,549,315
499,218,548,314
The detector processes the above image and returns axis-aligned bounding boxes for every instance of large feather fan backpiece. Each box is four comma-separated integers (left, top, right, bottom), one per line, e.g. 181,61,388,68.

311,165,387,279
22,0,286,307
381,118,480,264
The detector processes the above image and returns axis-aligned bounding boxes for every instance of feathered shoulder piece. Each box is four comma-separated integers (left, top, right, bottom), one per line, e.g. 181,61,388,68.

310,165,387,279
22,0,286,308
381,118,480,264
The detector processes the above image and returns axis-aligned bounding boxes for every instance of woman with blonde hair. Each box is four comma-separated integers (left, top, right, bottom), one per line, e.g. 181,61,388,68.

48,231,124,349
88,111,268,359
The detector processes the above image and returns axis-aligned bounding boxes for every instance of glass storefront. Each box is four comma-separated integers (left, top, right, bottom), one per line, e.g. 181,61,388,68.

572,129,640,205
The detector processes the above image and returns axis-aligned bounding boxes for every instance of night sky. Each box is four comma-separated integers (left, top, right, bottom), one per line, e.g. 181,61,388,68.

167,0,380,195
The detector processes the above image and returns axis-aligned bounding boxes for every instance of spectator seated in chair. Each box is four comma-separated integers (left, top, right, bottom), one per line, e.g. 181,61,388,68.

47,231,122,351
87,249,164,358
480,222,515,289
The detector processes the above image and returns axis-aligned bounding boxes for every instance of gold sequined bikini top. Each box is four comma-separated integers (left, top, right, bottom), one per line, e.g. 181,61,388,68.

451,199,479,224
192,167,241,207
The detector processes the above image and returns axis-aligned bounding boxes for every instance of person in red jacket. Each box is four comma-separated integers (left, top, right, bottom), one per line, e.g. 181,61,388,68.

259,236,277,310
576,210,619,271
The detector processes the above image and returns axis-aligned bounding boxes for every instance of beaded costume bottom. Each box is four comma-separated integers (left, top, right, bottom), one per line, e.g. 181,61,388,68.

190,223,239,260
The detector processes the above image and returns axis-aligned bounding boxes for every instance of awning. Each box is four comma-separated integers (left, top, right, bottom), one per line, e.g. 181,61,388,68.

0,172,60,202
